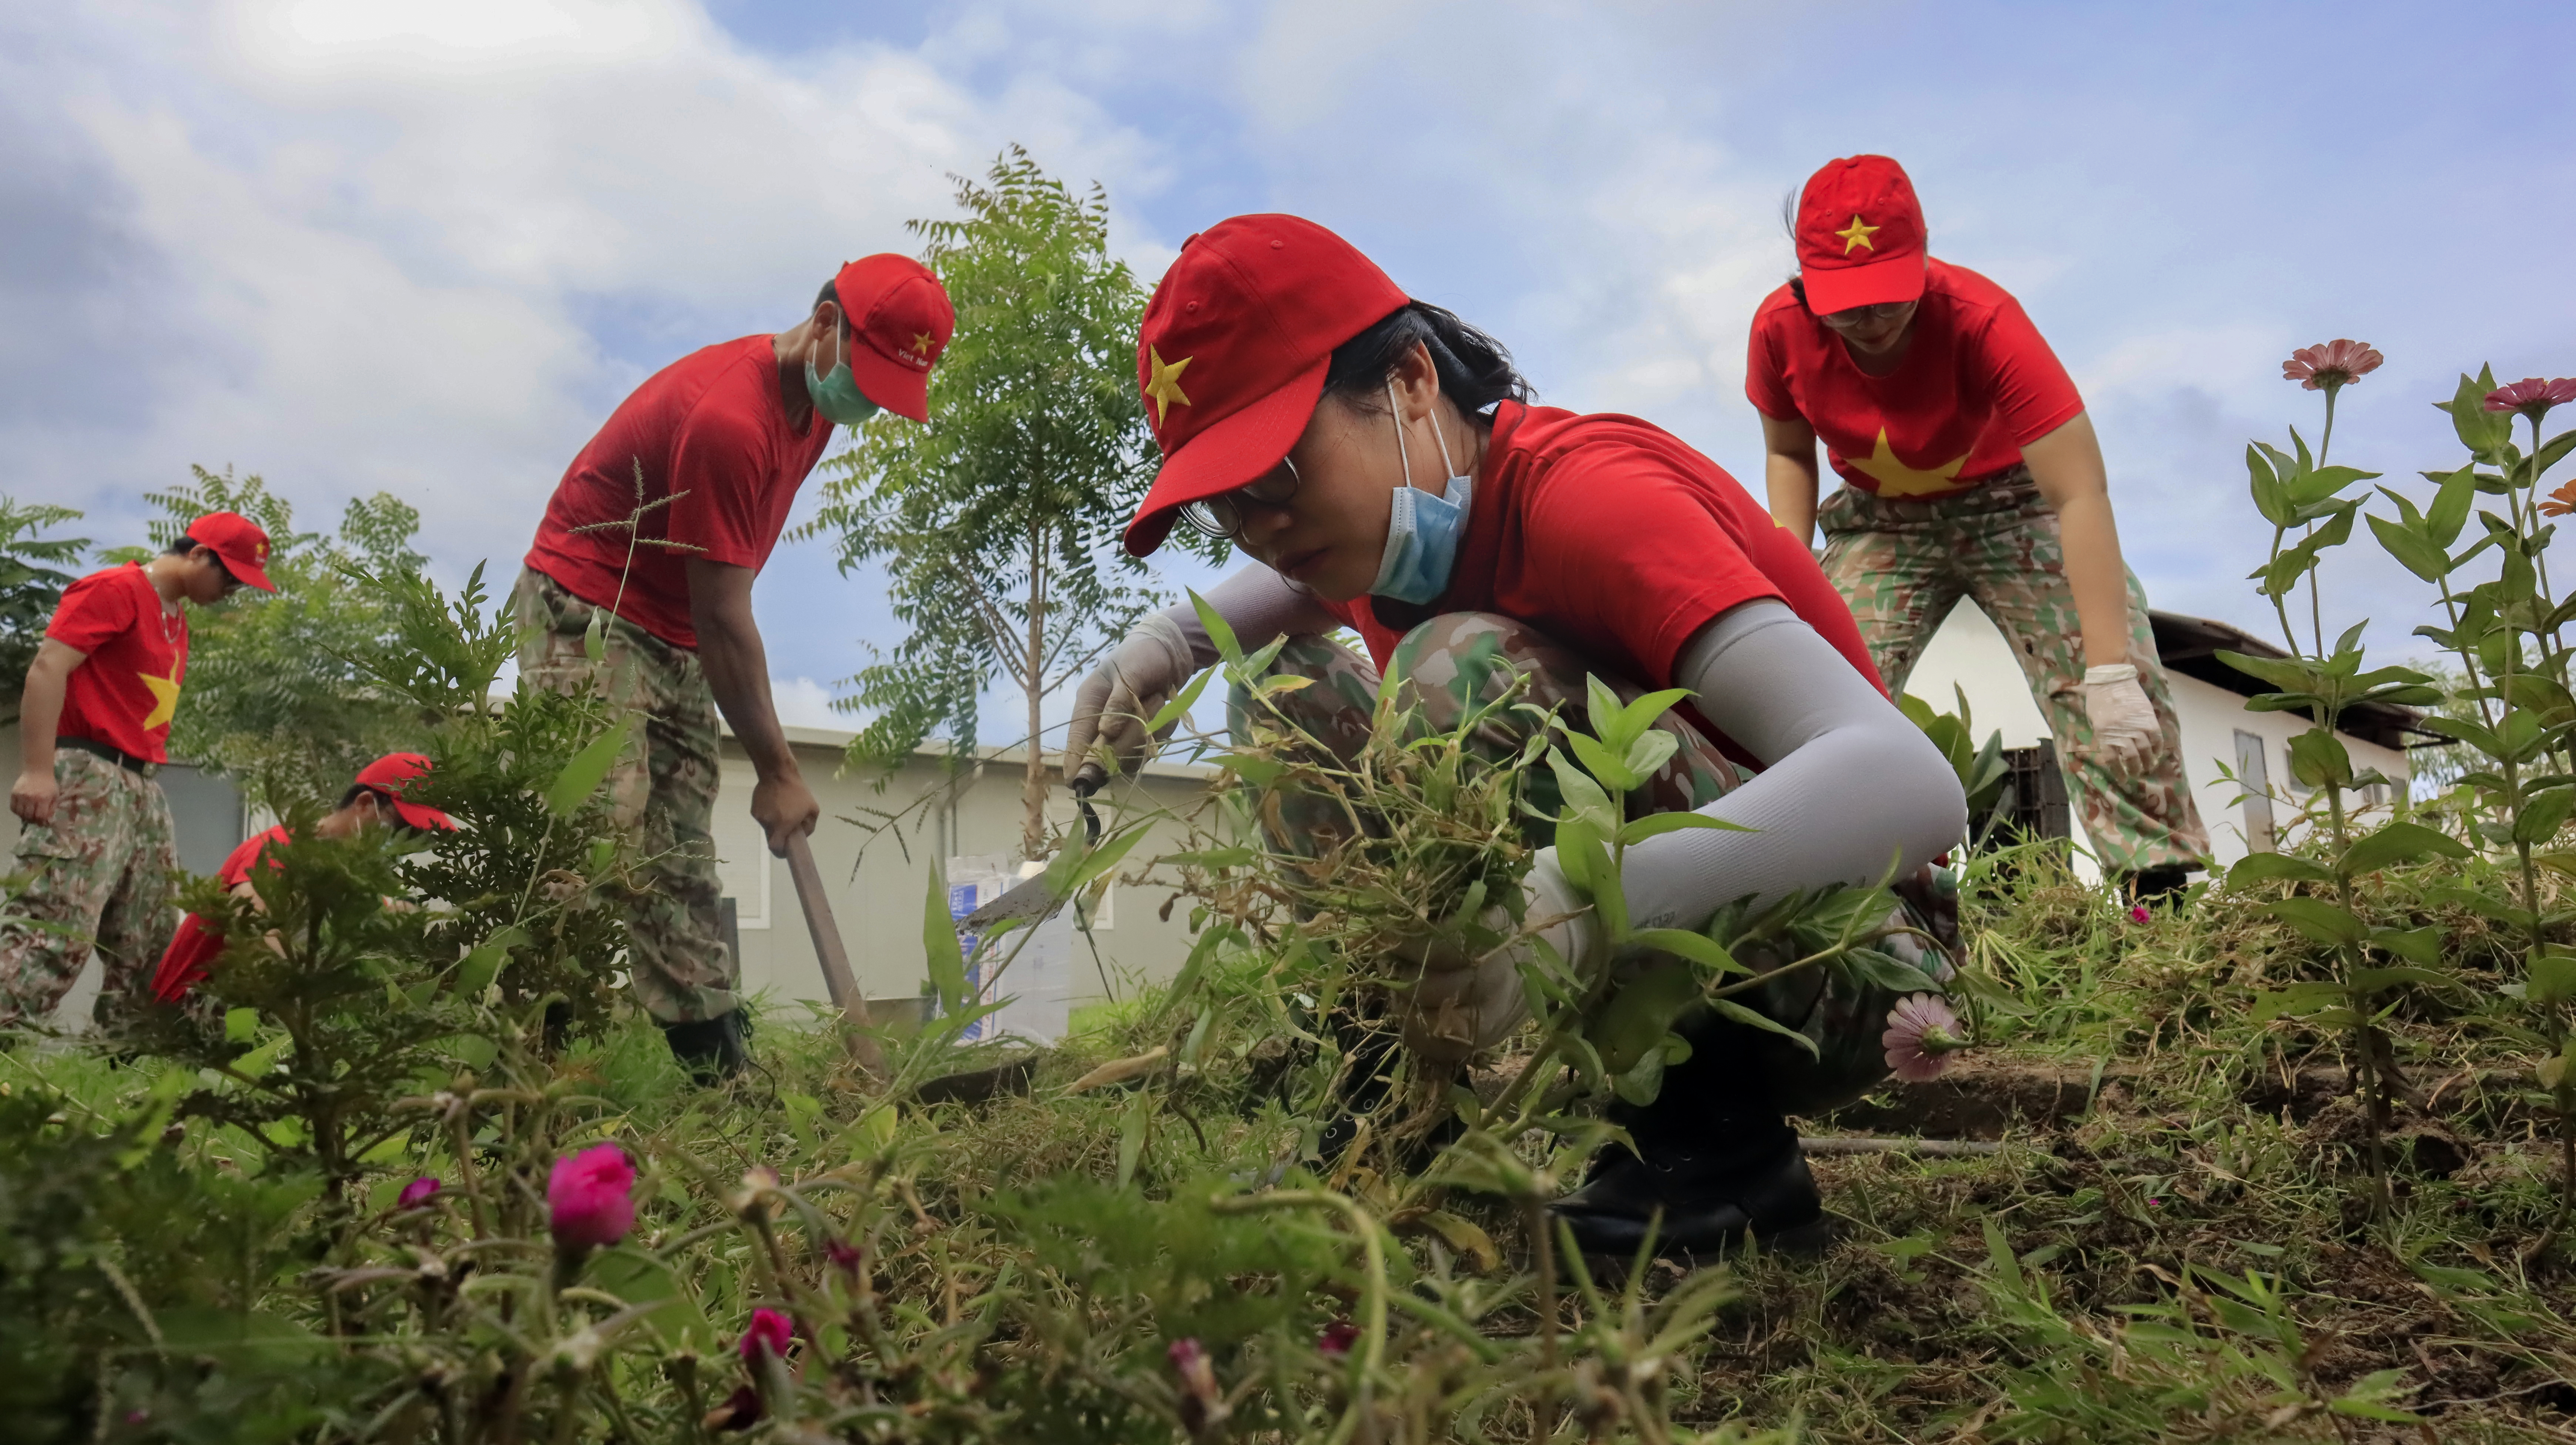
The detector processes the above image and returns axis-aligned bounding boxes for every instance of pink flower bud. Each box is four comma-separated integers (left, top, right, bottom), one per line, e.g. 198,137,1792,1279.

547,1142,637,1252
397,1176,442,1211
739,1307,794,1363
1318,1321,1360,1357
825,1238,862,1273
2130,904,2150,924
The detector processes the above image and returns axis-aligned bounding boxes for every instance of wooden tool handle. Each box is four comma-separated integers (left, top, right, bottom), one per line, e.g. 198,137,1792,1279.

784,833,886,1079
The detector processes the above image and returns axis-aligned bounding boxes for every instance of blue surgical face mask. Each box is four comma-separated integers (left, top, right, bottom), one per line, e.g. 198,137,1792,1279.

1369,380,1473,604
804,321,883,428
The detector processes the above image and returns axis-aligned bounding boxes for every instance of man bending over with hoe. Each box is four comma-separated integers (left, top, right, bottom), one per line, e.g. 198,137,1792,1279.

515,255,954,1081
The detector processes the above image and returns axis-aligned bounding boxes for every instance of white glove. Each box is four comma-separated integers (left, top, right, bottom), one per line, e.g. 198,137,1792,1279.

2080,663,2159,777
1398,851,1603,1065
1064,614,1196,787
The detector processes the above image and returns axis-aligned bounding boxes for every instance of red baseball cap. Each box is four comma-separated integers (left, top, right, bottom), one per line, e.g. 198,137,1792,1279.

1122,215,1411,557
353,752,457,832
1795,155,1928,315
186,511,277,593
826,254,954,425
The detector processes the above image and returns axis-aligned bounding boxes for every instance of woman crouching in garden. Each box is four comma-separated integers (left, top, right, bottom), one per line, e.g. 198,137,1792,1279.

1065,214,1968,1259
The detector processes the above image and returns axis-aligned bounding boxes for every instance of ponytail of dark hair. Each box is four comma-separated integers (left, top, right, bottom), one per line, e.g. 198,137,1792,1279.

1322,302,1532,417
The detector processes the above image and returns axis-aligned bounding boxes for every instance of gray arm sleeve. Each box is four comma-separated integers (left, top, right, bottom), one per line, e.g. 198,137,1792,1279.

1613,600,1968,931
1158,566,1345,670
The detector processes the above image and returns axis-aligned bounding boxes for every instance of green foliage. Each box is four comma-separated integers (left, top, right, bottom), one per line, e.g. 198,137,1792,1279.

0,498,89,723
144,465,434,814
807,147,1214,852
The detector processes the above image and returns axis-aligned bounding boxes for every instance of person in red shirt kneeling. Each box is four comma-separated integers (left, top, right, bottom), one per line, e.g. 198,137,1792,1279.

0,512,274,1034
1064,215,1969,1260
151,752,457,1003
1750,154,2208,896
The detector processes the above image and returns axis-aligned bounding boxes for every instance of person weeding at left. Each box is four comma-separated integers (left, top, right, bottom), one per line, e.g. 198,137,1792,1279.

1066,215,1968,1259
0,512,275,1034
148,751,458,1003
514,254,954,1082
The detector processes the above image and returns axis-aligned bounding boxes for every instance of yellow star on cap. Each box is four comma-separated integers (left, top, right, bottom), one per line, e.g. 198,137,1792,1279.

911,331,933,355
1143,345,1193,426
1847,429,1970,498
1835,215,1880,254
140,670,181,730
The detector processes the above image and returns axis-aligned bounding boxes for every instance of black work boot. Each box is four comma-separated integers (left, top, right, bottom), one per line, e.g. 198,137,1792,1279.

1548,1008,1828,1260
2126,864,2194,910
661,1009,751,1084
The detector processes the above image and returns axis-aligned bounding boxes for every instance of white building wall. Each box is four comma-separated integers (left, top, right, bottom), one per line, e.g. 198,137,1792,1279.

1904,603,2409,874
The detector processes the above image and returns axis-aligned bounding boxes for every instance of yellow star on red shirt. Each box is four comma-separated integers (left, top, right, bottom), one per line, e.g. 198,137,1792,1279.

139,669,182,730
1143,346,1193,426
1835,215,1880,254
1847,429,1971,498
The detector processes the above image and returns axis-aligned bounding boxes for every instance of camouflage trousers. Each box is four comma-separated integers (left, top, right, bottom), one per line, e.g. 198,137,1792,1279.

1232,611,1958,1117
0,748,180,1030
513,567,735,1025
1819,476,2210,875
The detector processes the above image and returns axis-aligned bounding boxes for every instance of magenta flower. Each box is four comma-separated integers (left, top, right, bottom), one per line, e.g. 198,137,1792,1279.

825,1237,862,1273
2281,339,2384,391
1882,993,1968,1083
1168,1337,1228,1433
1318,1321,1360,1357
396,1176,442,1211
2129,903,2150,924
547,1142,637,1252
739,1307,794,1363
2484,376,2576,421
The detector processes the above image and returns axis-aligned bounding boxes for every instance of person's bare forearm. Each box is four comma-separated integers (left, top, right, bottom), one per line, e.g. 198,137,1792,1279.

694,605,797,783
17,658,66,778
1758,412,1825,546
2022,412,2131,668
1765,454,1823,545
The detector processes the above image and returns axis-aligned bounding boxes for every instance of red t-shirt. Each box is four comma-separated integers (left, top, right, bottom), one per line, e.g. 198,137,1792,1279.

523,335,835,649
1318,402,1883,765
1745,258,2084,500
47,563,188,763
150,824,291,1001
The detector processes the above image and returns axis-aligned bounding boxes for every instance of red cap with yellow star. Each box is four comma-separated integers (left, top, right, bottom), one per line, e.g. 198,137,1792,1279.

1795,155,1927,315
828,253,955,425
1122,214,1410,557
185,511,277,593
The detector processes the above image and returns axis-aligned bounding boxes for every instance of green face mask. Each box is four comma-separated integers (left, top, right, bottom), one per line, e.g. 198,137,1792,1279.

803,323,882,427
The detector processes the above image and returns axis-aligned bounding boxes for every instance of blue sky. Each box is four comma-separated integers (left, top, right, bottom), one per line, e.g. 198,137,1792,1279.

4,0,2572,741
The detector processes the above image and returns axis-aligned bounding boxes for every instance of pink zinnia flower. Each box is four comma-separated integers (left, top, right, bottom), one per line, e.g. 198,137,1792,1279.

1882,994,1968,1083
547,1142,637,1252
396,1176,442,1211
2484,376,2576,420
739,1307,793,1363
2281,339,2384,391
1318,1321,1360,1357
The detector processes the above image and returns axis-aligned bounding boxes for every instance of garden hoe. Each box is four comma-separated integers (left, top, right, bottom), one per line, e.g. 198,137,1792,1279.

956,778,1102,931
783,833,889,1081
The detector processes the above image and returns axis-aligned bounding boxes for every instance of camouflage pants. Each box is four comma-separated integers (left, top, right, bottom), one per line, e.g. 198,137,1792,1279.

1819,476,2210,875
0,748,179,1030
513,567,735,1025
1233,612,1957,1116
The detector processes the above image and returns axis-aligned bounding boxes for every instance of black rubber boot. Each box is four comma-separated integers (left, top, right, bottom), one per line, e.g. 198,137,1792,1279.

662,1009,751,1084
2127,864,2194,909
1548,1008,1828,1260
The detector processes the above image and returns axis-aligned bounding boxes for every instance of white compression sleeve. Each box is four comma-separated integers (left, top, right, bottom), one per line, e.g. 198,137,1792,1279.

1159,566,1345,670
1609,600,1968,931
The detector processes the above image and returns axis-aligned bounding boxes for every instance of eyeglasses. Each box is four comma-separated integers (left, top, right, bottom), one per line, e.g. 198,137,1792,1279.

1821,301,1913,326
1178,460,1301,541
